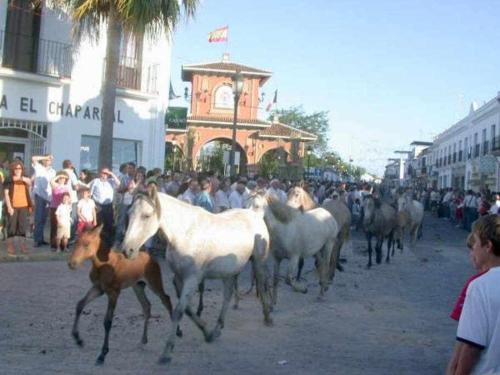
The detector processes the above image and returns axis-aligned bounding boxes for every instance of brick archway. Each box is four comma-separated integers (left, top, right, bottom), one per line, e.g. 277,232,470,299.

195,136,248,173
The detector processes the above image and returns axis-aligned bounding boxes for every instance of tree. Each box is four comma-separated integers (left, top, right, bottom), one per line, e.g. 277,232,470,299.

55,0,197,169
258,151,280,179
272,106,330,153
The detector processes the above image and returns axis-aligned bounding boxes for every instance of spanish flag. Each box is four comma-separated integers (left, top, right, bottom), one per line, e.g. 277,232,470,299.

208,26,228,43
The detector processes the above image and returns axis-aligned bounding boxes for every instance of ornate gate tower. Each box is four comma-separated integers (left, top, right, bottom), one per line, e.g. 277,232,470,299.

166,54,316,176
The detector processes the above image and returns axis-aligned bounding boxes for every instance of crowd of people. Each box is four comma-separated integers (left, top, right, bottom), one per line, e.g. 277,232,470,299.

400,187,500,231
1,155,500,373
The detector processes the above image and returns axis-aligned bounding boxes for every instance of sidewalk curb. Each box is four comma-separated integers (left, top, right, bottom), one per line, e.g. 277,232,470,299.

0,250,68,263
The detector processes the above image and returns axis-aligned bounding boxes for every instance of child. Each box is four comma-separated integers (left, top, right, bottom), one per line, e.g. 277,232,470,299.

77,187,96,235
55,192,72,251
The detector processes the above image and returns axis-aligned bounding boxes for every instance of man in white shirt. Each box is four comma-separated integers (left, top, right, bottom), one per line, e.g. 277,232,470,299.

450,214,500,374
229,180,246,209
489,193,500,215
180,179,199,204
89,167,120,237
32,154,56,247
214,178,231,213
267,179,287,204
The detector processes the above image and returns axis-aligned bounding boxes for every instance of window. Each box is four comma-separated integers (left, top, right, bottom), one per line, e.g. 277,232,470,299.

214,85,234,109
117,32,144,90
3,0,41,73
492,124,497,150
80,135,142,172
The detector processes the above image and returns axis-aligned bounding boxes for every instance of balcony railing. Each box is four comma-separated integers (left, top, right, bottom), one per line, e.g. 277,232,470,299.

106,57,158,94
0,30,72,78
492,136,500,152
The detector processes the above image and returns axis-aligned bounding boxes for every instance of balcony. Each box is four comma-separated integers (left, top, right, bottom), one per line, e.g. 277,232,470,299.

0,30,72,79
474,144,480,158
453,152,456,163
491,136,500,156
458,150,463,162
106,56,159,94
483,141,489,156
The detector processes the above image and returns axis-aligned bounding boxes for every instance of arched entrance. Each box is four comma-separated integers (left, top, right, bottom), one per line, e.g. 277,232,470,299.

0,119,48,166
197,138,247,176
259,147,296,179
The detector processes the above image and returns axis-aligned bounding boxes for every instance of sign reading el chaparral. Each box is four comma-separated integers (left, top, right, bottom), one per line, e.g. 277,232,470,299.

0,94,124,123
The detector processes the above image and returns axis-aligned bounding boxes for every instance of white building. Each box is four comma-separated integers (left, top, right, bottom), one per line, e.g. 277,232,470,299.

431,94,500,191
0,1,170,172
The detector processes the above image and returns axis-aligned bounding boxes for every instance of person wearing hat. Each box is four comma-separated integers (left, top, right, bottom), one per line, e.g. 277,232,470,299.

49,171,70,249
89,167,120,238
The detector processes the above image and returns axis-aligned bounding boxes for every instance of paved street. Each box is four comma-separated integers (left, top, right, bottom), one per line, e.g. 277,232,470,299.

0,213,471,375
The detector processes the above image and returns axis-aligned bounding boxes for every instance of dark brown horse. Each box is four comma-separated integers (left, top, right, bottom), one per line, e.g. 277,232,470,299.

68,225,175,365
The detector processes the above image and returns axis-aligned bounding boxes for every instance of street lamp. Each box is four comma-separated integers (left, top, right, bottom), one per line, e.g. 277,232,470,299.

172,140,177,171
305,145,312,180
230,70,244,177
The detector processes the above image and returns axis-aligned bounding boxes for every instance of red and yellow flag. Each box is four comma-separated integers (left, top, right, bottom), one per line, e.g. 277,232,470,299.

208,26,228,43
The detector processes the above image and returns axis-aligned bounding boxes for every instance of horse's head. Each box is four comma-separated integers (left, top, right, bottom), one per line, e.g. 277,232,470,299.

246,189,268,211
287,186,313,210
363,195,376,226
68,225,103,269
122,186,162,259
397,196,407,212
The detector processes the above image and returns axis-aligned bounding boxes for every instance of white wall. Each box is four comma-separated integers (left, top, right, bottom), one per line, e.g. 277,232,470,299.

0,3,172,171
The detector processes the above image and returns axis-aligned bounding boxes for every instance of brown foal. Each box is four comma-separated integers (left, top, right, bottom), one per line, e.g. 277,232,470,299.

68,225,174,365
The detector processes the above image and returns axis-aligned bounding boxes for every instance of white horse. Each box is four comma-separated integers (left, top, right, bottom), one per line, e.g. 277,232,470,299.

397,194,424,248
121,188,272,364
247,192,338,305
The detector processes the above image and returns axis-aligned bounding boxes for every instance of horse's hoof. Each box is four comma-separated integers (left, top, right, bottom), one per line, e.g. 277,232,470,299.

158,356,172,365
95,356,105,366
176,328,183,338
316,295,326,303
232,303,239,310
366,264,372,269
141,337,148,345
72,332,84,347
205,329,220,343
264,318,274,327
386,259,390,264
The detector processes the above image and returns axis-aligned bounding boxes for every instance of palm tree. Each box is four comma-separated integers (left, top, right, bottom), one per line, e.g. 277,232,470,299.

54,0,198,169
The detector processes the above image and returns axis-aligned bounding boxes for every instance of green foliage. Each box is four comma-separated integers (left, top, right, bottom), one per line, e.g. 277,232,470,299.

272,106,330,153
258,151,280,179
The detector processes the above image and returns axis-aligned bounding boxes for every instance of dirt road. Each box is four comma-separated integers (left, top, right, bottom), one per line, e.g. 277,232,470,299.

0,214,471,374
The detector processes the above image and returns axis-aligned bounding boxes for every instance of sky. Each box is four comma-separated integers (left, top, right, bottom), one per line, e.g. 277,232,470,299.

168,0,500,176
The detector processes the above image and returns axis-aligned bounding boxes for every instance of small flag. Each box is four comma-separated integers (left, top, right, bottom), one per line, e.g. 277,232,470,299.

266,90,278,111
208,26,228,43
169,82,180,100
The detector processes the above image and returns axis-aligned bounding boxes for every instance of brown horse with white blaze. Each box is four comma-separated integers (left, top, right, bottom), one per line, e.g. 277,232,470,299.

68,225,174,365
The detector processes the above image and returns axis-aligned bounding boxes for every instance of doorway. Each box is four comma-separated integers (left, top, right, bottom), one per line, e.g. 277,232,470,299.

0,137,29,165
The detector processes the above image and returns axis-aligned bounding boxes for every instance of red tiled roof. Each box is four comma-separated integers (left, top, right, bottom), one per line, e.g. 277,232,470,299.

182,61,272,83
187,115,270,127
259,122,317,141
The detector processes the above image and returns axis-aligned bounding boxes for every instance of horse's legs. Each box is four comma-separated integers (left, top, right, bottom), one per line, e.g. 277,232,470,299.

96,290,119,365
272,258,281,307
196,281,205,317
329,238,341,281
233,274,240,309
252,256,273,326
72,285,103,347
159,276,200,364
287,255,308,293
296,257,305,280
375,236,383,264
386,233,393,263
132,282,152,344
206,277,235,342
316,243,333,299
366,232,373,268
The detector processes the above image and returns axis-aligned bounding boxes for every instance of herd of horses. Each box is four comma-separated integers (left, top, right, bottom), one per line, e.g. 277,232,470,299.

67,187,424,365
